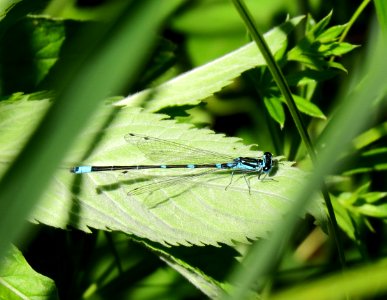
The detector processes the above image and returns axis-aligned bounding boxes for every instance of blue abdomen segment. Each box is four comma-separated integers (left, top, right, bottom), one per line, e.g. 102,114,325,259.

72,166,92,174
234,161,260,171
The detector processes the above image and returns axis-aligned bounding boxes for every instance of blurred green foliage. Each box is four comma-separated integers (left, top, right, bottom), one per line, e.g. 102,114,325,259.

0,0,386,299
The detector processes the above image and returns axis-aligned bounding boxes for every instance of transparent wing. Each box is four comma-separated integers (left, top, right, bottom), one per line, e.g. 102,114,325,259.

127,169,221,196
126,168,233,208
126,167,264,196
125,133,235,164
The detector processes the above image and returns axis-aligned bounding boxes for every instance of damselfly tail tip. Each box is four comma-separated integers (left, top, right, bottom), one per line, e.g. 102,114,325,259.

70,167,78,173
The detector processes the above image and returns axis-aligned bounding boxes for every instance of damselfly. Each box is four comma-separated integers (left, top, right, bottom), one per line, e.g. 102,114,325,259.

71,133,273,193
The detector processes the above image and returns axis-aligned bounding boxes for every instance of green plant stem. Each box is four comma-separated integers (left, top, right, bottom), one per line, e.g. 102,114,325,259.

329,0,371,63
232,0,315,160
339,0,372,43
230,0,346,288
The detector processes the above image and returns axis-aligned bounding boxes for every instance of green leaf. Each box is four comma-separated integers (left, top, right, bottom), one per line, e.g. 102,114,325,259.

352,121,387,150
60,109,324,246
362,191,387,204
318,42,358,56
162,257,224,298
140,239,229,298
116,16,304,111
355,203,387,218
331,194,356,240
337,182,387,219
317,24,347,42
291,94,326,119
287,12,356,71
0,245,58,300
0,96,324,246
0,16,66,93
0,93,51,177
0,0,21,21
342,147,387,175
306,11,332,38
264,96,285,127
287,47,349,71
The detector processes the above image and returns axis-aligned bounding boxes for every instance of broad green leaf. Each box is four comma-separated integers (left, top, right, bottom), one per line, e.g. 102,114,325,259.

116,16,304,111
0,95,324,246
0,93,51,177
0,245,58,300
66,111,324,245
0,0,21,21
